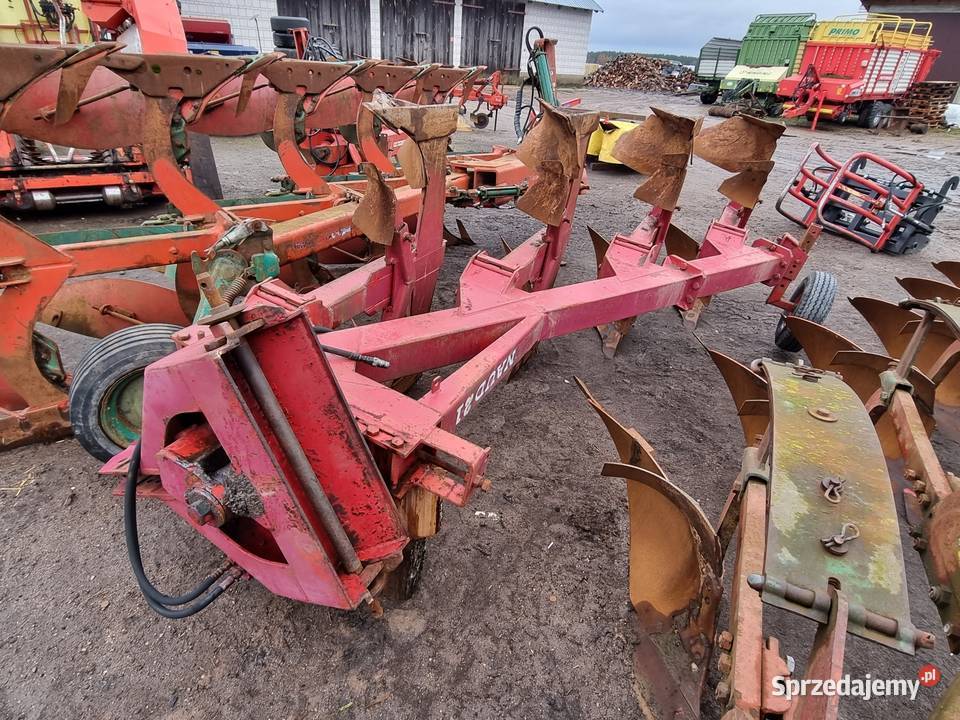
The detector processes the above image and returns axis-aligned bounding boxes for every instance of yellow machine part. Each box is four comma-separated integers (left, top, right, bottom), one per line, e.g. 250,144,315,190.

0,0,95,45
587,119,640,165
810,13,933,50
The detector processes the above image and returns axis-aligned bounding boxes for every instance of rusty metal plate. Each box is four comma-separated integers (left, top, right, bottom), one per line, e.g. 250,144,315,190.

760,359,918,654
260,59,357,95
693,115,784,209
103,53,247,98
352,63,429,95
0,44,72,101
903,299,960,342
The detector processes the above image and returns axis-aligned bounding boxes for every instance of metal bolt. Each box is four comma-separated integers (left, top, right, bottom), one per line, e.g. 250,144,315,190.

918,493,931,507
717,630,733,651
904,468,918,481
913,536,929,551
913,479,927,494
390,437,404,448
808,407,837,422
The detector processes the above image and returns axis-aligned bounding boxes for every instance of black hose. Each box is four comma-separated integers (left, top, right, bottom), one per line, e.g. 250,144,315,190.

124,442,236,618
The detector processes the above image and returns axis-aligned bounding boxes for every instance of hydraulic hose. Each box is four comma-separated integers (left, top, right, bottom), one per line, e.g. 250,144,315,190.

124,442,239,618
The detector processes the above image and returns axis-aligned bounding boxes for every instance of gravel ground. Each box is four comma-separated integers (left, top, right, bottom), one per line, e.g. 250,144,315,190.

2,87,960,720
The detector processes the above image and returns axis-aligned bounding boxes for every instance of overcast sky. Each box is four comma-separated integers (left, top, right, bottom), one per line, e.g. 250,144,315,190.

589,1,866,55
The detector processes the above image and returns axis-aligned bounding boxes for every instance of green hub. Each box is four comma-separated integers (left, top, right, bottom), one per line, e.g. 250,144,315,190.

98,371,145,448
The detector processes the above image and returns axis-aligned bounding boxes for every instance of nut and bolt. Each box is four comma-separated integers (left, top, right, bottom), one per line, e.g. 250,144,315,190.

717,630,733,651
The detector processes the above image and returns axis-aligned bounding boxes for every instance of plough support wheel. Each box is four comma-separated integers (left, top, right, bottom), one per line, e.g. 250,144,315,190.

773,271,838,352
69,324,182,462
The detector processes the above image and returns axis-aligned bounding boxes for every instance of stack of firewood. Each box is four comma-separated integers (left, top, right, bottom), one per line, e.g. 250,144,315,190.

585,54,696,92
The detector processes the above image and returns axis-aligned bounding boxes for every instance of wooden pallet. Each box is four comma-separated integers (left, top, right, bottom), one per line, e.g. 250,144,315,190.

896,81,960,126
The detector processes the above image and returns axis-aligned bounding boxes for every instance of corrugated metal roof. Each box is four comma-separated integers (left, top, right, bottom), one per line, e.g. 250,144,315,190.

529,0,603,13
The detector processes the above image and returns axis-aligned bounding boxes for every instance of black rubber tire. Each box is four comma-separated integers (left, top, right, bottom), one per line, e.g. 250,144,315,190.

909,122,929,135
272,30,295,49
699,89,719,105
472,112,489,129
766,102,784,118
69,324,181,462
381,538,426,602
270,16,309,32
857,101,883,129
774,271,838,352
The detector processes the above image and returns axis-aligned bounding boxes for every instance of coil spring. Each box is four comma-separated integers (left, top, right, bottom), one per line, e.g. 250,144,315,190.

220,273,249,304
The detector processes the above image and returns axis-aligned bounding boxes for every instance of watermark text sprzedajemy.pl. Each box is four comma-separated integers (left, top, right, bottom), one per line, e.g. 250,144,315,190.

771,665,943,702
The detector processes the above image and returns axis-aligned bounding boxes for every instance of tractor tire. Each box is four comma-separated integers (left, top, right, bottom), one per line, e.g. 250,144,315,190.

857,101,884,129
381,538,427,602
472,112,490,129
69,324,181,462
699,89,719,105
774,271,838,352
272,30,296,49
270,16,309,32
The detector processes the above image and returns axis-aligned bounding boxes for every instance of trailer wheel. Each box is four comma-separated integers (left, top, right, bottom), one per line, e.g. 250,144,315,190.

270,16,309,32
472,112,490,129
69,324,181,462
857,101,884,129
381,539,427,602
774,271,838,352
699,89,719,105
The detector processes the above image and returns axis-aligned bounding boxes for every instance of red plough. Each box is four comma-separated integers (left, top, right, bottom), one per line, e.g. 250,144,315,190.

100,105,831,616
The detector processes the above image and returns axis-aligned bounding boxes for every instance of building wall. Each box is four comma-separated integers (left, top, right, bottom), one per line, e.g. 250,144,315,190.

519,2,593,81
179,0,278,51
863,1,960,99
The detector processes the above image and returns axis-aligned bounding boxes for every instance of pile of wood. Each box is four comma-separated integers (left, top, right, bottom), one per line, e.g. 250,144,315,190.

896,81,960,127
585,54,696,92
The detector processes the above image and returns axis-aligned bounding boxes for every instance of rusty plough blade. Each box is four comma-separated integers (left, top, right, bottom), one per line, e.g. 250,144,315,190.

584,350,935,719
516,103,598,226
611,107,695,212
693,115,784,210
577,379,721,718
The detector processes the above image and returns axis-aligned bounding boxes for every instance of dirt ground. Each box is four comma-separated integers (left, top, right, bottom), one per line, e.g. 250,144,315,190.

2,87,960,720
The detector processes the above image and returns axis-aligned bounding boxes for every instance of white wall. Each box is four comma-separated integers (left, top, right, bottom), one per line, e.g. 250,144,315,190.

179,0,278,52
520,2,593,79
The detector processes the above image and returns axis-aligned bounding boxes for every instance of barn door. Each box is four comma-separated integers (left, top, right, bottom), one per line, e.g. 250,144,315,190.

277,0,371,58
380,0,453,64
461,0,525,71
